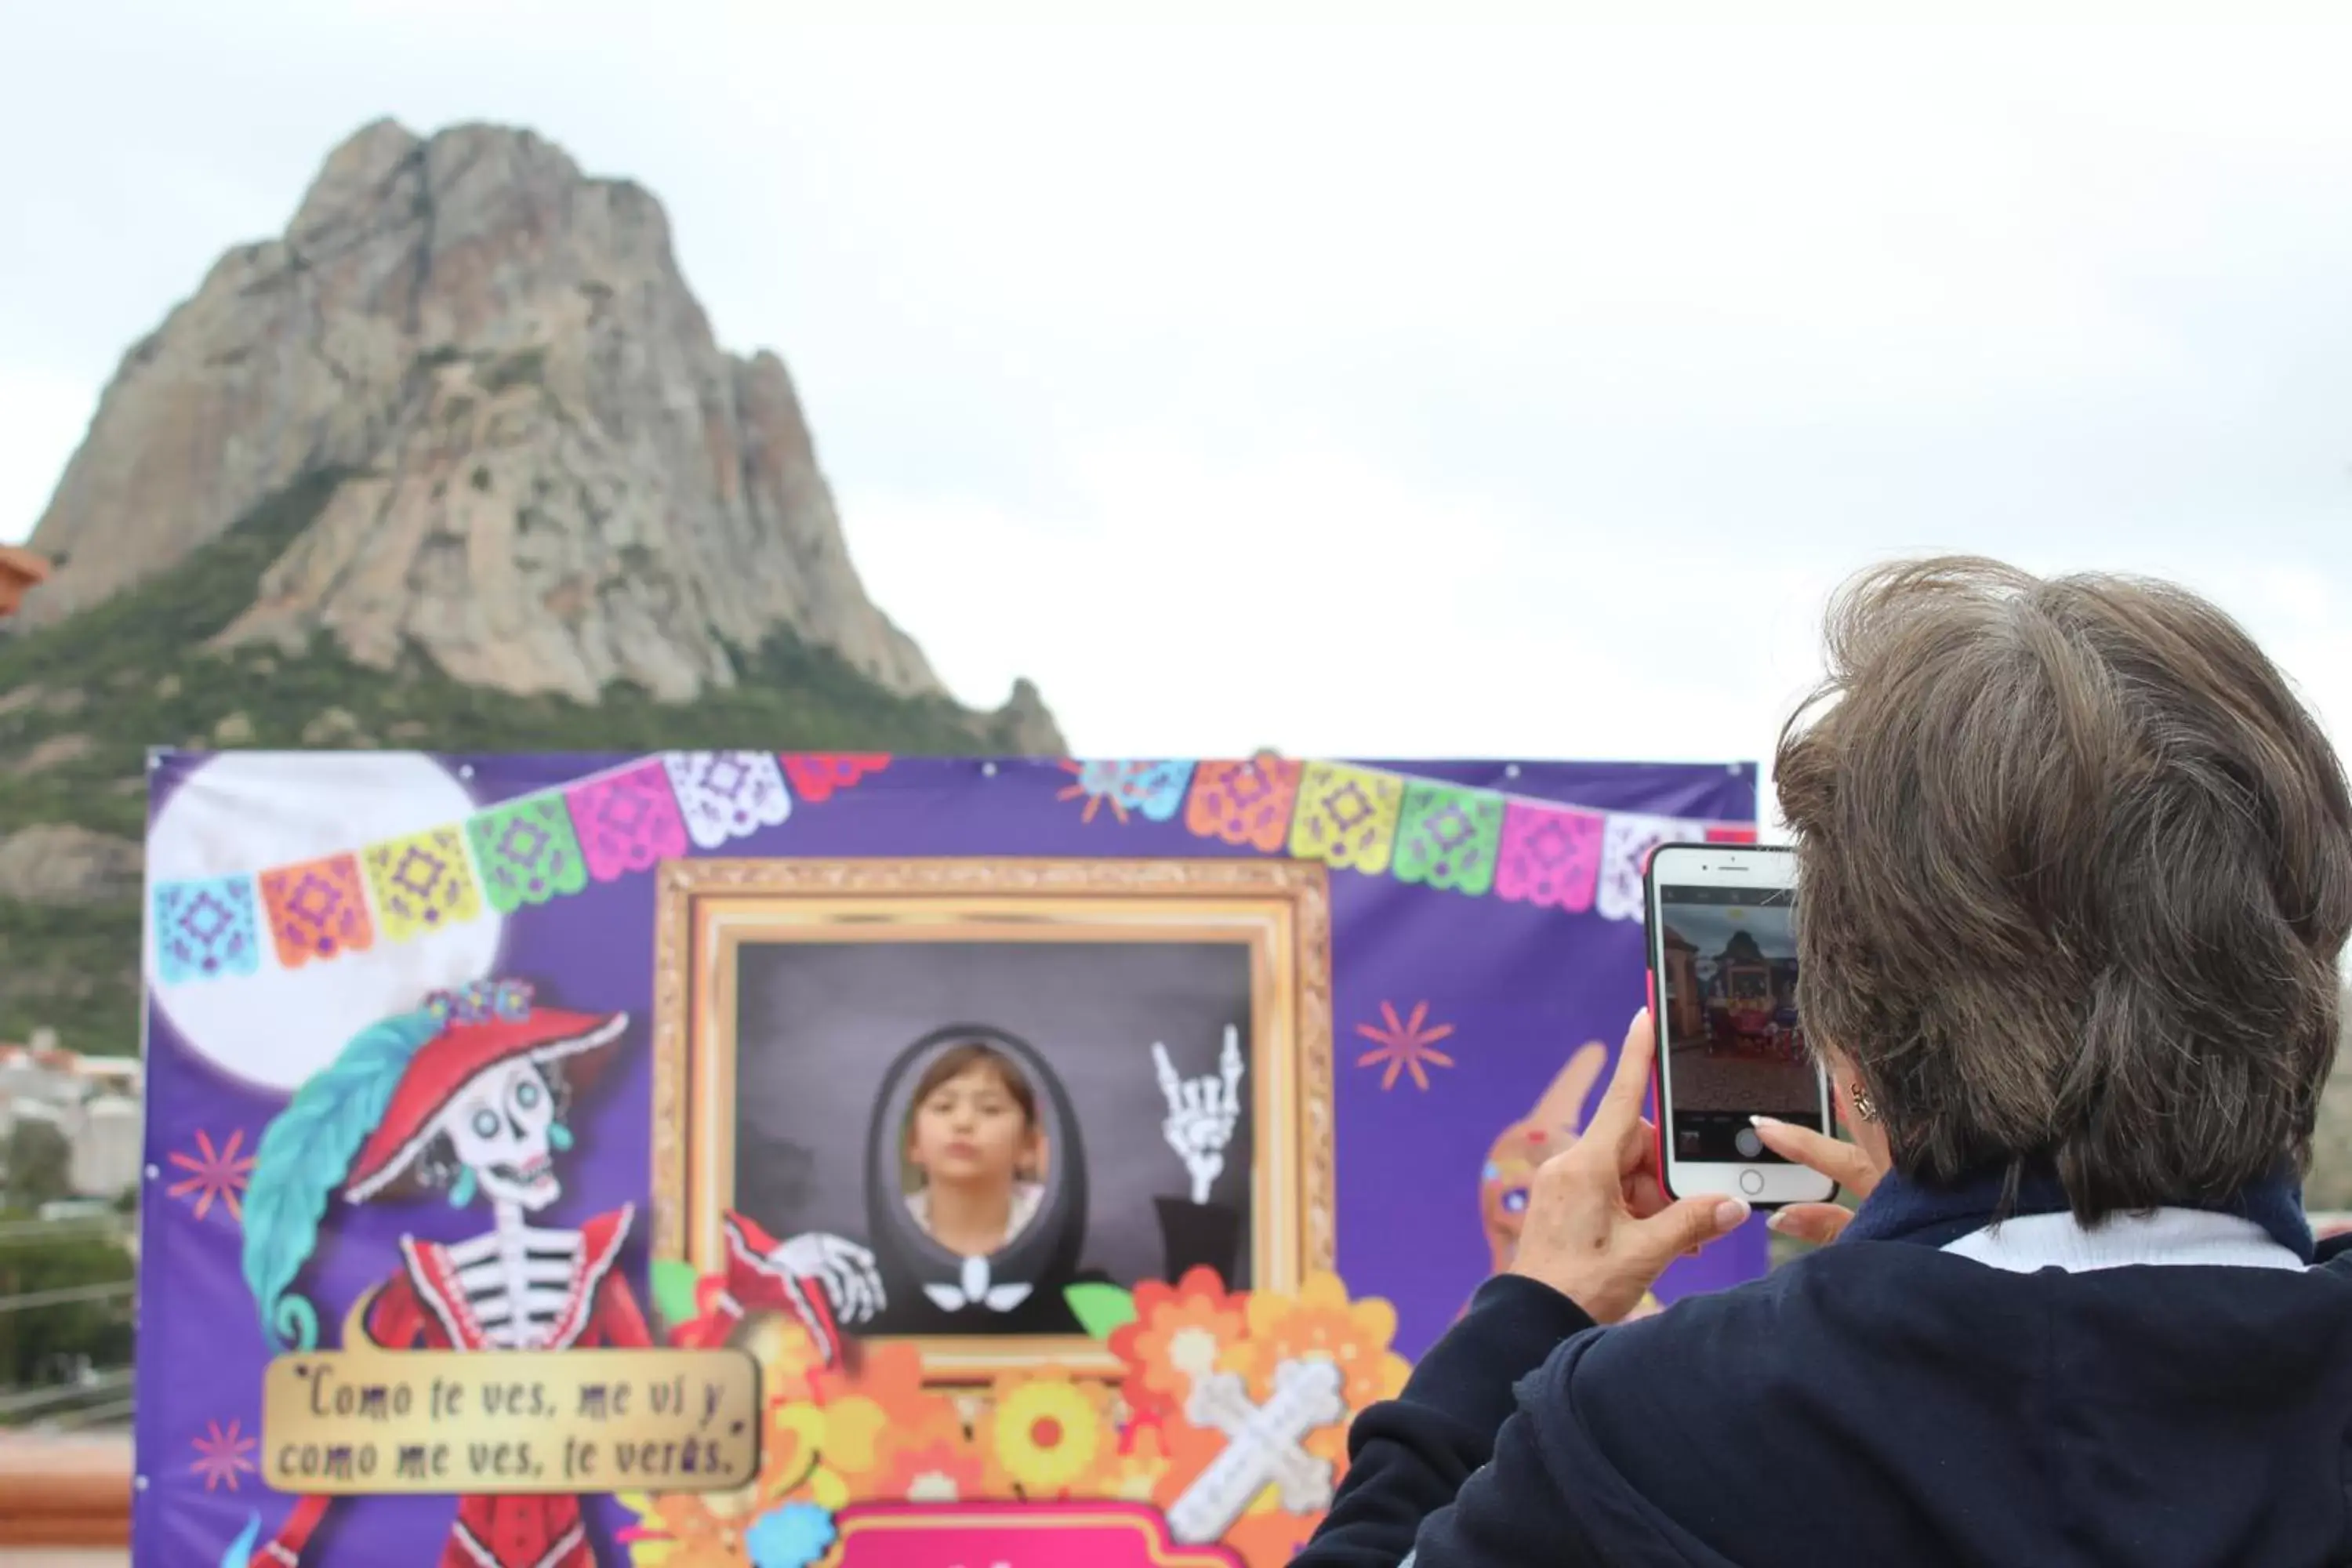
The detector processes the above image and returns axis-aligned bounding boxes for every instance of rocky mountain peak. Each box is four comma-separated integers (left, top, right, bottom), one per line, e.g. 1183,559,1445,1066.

19,118,1058,748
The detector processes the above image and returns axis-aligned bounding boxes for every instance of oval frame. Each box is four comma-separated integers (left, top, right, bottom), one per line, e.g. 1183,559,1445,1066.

864,1023,1088,1309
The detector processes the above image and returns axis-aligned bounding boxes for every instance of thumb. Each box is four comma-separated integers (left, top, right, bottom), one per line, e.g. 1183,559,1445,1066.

1635,1194,1751,1263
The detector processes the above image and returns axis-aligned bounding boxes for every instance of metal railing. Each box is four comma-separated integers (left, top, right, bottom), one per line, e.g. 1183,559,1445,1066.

0,1216,138,1432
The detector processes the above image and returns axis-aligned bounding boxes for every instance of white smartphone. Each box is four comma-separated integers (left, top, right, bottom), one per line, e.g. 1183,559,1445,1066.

1645,842,1837,1208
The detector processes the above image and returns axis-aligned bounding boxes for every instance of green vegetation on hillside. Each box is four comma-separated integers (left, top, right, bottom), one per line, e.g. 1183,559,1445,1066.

0,466,1034,1055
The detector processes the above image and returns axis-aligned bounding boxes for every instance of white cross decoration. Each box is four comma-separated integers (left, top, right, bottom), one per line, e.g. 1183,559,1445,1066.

1166,1356,1346,1544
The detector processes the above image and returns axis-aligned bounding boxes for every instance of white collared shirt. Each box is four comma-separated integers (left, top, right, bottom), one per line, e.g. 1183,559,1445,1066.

1942,1207,2306,1272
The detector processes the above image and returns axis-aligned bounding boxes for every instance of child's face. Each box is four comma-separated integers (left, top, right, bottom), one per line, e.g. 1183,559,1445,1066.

909,1064,1035,1187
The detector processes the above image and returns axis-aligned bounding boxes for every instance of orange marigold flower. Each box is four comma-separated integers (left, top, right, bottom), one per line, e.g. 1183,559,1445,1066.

1227,1272,1406,1412
1111,1266,1250,1423
815,1339,960,1443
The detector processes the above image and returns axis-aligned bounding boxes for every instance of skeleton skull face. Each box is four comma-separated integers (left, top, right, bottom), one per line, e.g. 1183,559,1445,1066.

436,1058,562,1210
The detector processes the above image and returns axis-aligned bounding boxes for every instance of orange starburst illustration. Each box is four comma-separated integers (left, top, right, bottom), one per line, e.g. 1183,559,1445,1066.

1354,1001,1457,1091
1057,760,1143,824
168,1128,256,1222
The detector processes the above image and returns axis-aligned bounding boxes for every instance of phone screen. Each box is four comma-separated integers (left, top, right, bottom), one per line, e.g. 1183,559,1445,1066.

1655,883,1825,1163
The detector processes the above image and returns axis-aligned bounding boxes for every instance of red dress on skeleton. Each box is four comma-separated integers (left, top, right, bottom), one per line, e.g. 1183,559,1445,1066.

248,1207,648,1568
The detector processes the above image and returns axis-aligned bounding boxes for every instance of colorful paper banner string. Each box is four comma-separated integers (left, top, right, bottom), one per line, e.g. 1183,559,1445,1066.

1392,782,1506,896
361,826,484,941
145,750,1753,987
1289,762,1406,875
466,796,590,913
153,876,263,985
259,854,376,967
565,758,691,881
664,750,793,848
1494,800,1606,912
1595,812,1705,924
1173,758,1755,920
1187,757,1304,852
781,753,890,803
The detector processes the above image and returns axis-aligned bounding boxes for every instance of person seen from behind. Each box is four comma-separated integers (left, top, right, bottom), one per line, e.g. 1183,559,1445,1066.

1295,557,2352,1567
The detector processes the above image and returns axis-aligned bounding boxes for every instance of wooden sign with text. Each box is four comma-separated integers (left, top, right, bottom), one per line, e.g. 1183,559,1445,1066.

260,1348,760,1494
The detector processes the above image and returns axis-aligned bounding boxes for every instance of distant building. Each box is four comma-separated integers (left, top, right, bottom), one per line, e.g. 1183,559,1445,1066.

70,1096,142,1200
0,1037,144,1200
0,545,49,619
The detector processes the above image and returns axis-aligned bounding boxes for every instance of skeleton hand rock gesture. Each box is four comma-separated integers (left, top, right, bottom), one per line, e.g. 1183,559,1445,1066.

1156,1025,1245,1205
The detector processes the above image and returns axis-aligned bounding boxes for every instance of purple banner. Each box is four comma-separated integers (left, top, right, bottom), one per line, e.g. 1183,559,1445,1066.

134,751,1756,1568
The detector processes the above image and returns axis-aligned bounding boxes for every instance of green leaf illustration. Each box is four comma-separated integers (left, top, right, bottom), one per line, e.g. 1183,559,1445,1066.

652,1258,700,1330
1064,1282,1138,1341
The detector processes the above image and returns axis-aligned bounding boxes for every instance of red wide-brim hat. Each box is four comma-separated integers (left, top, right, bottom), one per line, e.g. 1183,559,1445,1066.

343,1007,629,1204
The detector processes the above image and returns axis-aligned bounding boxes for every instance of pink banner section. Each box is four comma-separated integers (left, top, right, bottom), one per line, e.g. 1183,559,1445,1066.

833,1501,1243,1568
1494,800,1606,912
564,757,691,881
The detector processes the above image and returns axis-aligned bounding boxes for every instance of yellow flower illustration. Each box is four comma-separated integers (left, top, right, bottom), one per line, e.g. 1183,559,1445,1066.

757,1396,884,1512
814,1393,887,1483
978,1370,1116,1499
764,1403,829,1501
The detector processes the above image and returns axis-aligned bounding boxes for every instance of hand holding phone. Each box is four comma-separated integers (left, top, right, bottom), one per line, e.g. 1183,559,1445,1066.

1751,1116,1883,1243
1504,1007,1753,1323
1644,842,1837,1209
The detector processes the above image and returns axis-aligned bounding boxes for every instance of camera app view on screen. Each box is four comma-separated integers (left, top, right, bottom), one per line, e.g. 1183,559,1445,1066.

1657,886,1821,1163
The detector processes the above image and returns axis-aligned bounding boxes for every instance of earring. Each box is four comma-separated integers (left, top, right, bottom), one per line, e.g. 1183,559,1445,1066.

549,1121,574,1152
1849,1084,1878,1123
448,1167,479,1207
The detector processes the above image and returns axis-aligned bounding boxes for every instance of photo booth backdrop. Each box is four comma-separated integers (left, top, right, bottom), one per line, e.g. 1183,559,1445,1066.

136,750,1758,1567
735,940,1255,1291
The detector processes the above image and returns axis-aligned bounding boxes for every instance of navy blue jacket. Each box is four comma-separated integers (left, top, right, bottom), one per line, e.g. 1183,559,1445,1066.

1298,1233,2352,1566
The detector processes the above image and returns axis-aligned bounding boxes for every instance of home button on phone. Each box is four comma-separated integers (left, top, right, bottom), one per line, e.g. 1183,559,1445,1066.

1738,1170,1765,1196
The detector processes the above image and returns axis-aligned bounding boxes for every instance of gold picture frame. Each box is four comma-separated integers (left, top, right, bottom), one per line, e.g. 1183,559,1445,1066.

651,857,1334,1381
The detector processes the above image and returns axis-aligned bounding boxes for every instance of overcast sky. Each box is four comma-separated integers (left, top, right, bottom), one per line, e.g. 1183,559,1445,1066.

5,8,2350,806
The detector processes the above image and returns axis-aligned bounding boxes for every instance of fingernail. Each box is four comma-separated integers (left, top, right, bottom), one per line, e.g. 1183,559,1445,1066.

1714,1200,1751,1230
1766,1210,1791,1232
1750,1115,1781,1129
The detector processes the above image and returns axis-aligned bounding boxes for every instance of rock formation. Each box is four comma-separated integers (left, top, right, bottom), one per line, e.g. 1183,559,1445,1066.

19,118,1055,745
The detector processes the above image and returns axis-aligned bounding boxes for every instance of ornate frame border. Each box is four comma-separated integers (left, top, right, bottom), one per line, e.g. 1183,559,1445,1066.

651,857,1334,1382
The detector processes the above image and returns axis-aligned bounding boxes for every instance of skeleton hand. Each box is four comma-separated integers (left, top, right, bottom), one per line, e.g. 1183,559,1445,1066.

771,1231,884,1327
1156,1026,1245,1206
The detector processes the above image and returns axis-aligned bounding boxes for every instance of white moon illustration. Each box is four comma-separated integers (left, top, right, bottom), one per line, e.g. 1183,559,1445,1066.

145,751,506,1093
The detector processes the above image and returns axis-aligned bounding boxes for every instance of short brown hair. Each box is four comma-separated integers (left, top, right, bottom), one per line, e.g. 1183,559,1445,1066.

1776,557,2352,1219
910,1041,1037,1128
